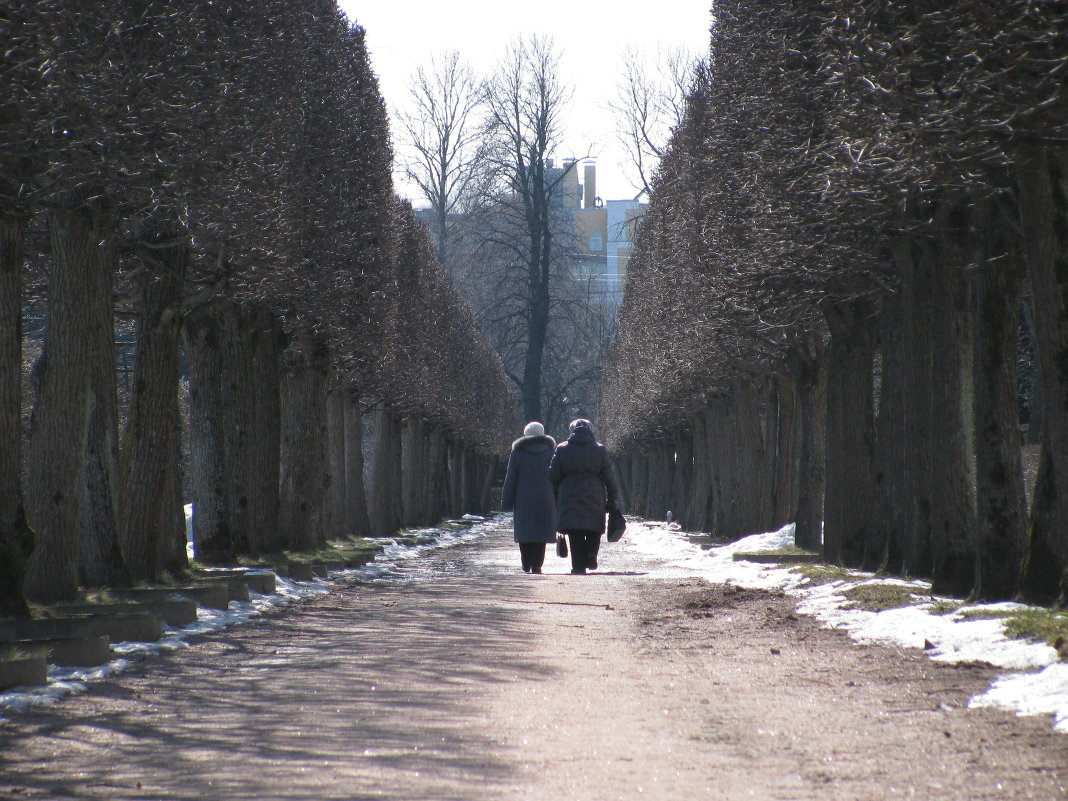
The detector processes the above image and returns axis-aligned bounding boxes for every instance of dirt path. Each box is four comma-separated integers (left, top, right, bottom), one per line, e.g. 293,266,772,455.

1,519,1066,800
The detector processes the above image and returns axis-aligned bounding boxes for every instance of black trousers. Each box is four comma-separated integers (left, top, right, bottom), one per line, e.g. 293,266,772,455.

564,529,601,573
518,542,547,571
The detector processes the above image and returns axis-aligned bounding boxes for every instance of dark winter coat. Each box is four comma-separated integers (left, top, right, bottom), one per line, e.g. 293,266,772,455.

501,434,558,543
548,427,620,534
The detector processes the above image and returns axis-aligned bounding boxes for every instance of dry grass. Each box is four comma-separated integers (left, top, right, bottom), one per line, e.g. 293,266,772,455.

789,563,862,585
841,583,919,612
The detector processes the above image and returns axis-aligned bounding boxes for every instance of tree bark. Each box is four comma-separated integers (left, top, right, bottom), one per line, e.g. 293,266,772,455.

401,415,427,527
278,333,330,552
733,377,771,537
343,393,372,539
369,403,403,537
925,198,979,597
790,341,826,552
971,215,1027,601
674,426,693,527
119,227,187,582
325,385,347,540
425,425,449,525
25,198,100,602
478,454,496,513
705,401,728,537
772,373,801,530
1017,148,1068,603
871,286,910,574
245,310,282,555
80,197,127,588
685,412,708,531
184,302,233,563
159,429,188,576
521,285,550,422
822,297,877,567
447,436,464,519
0,210,33,616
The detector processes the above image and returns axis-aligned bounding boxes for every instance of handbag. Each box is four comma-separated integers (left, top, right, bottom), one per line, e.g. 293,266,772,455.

556,534,568,558
606,506,626,543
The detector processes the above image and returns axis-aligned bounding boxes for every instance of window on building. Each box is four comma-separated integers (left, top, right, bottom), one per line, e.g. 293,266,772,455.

588,232,603,252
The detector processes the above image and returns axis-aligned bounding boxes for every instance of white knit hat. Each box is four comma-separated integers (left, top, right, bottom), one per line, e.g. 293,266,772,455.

523,421,545,437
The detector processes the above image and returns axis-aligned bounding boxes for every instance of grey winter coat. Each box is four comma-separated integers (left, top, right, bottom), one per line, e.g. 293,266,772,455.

501,434,558,543
548,428,620,534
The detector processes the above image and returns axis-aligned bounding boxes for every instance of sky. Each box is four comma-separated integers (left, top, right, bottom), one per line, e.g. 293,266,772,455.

336,0,713,205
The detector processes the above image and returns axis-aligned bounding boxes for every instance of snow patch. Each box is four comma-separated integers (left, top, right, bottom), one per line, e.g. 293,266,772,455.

622,517,1068,733
0,516,500,719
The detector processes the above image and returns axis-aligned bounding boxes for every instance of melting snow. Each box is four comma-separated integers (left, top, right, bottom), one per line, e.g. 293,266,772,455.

0,516,499,716
623,518,1068,733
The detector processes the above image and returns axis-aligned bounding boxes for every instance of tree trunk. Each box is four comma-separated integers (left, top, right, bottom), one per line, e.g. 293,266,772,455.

674,426,693,527
0,210,32,616
425,425,449,524
971,214,1027,601
754,377,779,534
401,415,427,527
369,403,403,537
343,393,371,539
871,286,909,573
184,302,232,563
632,448,649,516
521,287,550,422
616,453,630,513
705,401,728,537
1020,294,1044,445
1017,148,1068,603
26,199,101,602
926,198,978,597
278,333,330,551
159,430,188,575
790,341,826,552
822,297,877,567
772,374,801,530
80,198,127,588
246,310,282,555
733,377,771,537
890,233,936,578
478,454,496,513
119,227,187,582
325,385,347,540
447,436,464,519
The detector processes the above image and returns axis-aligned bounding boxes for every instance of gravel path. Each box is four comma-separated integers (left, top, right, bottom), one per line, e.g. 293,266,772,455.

1,518,1065,800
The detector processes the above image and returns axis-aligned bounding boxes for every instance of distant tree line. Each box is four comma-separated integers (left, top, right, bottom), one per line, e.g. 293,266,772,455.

599,1,1068,603
0,1,512,615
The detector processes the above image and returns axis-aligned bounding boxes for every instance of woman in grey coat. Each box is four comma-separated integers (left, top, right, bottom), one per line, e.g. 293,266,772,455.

501,421,557,573
549,418,620,575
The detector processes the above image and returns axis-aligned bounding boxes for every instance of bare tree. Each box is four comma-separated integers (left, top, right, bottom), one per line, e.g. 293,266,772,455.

396,51,486,270
482,34,577,423
609,45,706,196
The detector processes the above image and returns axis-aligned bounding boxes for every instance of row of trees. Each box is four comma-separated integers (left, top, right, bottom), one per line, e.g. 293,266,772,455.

1,1,512,614
600,1,1068,603
396,38,616,431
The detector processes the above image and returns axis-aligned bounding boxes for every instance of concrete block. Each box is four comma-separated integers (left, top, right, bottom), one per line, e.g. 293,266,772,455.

285,563,315,581
53,599,197,627
0,656,48,690
16,636,112,667
0,612,163,644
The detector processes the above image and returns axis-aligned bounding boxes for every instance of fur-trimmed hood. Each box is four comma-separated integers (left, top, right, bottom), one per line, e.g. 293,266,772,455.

511,433,556,454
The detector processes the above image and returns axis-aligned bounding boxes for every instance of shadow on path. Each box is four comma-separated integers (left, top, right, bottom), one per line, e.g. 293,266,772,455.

0,536,554,800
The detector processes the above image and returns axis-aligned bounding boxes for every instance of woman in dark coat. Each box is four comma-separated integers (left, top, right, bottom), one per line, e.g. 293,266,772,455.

549,418,620,575
501,421,557,573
